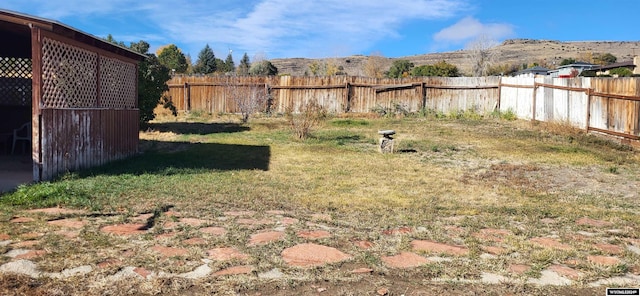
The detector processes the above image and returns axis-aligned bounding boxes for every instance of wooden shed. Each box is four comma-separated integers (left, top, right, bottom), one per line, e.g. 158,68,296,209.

0,9,145,182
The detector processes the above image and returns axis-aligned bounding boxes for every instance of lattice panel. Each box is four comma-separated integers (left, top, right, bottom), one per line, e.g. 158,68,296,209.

100,56,137,109
42,38,98,108
0,57,32,106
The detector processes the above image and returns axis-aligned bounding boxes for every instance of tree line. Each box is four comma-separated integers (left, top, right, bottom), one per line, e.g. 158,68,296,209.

155,43,278,76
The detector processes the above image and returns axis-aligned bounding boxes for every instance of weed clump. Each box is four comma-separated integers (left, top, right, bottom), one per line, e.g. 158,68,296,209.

286,100,327,140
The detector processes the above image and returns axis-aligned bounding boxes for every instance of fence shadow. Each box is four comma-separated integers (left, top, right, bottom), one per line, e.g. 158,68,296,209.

80,140,270,176
147,122,250,135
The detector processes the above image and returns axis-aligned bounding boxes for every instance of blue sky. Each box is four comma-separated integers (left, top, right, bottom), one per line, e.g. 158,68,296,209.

3,1,639,61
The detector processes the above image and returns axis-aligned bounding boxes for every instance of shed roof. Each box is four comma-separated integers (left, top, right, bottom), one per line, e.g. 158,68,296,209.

0,9,146,61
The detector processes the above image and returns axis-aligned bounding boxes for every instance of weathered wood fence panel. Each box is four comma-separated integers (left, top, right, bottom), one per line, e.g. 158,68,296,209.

167,76,501,114
500,76,535,119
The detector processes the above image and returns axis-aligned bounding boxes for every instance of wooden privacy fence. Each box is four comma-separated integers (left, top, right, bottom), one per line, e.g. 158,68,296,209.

500,76,640,141
166,75,640,143
166,76,501,115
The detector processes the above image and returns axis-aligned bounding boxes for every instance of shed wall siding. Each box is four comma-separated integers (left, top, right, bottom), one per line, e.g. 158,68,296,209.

35,32,139,181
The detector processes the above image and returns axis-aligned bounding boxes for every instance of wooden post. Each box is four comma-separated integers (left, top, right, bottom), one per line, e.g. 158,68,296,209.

345,82,351,113
184,82,190,112
265,83,272,114
532,83,537,121
30,25,43,181
420,82,426,112
497,79,502,111
585,88,592,132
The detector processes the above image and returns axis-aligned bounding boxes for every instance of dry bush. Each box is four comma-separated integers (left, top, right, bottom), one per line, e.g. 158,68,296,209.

226,77,269,123
286,100,327,139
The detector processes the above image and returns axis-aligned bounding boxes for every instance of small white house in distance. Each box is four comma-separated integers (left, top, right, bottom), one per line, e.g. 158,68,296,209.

549,62,597,78
512,66,550,77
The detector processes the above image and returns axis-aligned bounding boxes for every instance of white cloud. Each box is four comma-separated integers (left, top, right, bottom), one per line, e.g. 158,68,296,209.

144,0,470,58
3,0,470,58
433,16,514,46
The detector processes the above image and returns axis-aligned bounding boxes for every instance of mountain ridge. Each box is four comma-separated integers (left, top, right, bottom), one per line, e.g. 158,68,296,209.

270,39,640,76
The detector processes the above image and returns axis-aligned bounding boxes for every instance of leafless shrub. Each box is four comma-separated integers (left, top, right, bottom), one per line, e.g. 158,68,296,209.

225,77,269,123
286,100,327,140
467,35,498,77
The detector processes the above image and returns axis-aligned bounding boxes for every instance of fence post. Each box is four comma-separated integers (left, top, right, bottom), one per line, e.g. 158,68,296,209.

345,82,351,113
184,82,191,112
265,83,272,114
532,82,537,121
497,78,502,111
586,88,592,131
420,82,426,112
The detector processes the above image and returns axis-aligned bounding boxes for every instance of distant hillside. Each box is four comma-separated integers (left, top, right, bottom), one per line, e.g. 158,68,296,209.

270,39,640,76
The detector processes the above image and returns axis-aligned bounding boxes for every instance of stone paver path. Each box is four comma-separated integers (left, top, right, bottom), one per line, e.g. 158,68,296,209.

0,207,638,290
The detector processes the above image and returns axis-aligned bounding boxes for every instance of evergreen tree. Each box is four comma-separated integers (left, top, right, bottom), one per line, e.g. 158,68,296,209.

237,53,251,76
157,44,188,73
193,44,217,74
224,52,235,73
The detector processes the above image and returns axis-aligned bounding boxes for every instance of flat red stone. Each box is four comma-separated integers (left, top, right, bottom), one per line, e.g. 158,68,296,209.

281,243,351,267
179,218,209,227
529,237,572,250
381,252,430,268
248,231,284,246
213,265,253,276
297,230,331,240
164,211,181,217
47,219,87,229
594,243,624,255
0,234,10,240
411,240,469,256
199,227,227,236
280,217,299,226
134,267,151,278
57,231,80,238
549,264,580,280
26,208,86,215
207,247,249,261
151,246,189,257
97,258,122,269
576,217,613,227
13,240,40,248
509,264,530,274
100,223,147,235
10,217,34,223
587,255,621,266
15,250,47,259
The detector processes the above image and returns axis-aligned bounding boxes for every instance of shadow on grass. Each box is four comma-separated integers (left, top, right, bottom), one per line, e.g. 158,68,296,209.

147,122,250,135
80,140,270,176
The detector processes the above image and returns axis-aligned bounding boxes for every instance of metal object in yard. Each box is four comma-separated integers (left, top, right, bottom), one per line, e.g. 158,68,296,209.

378,130,395,153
